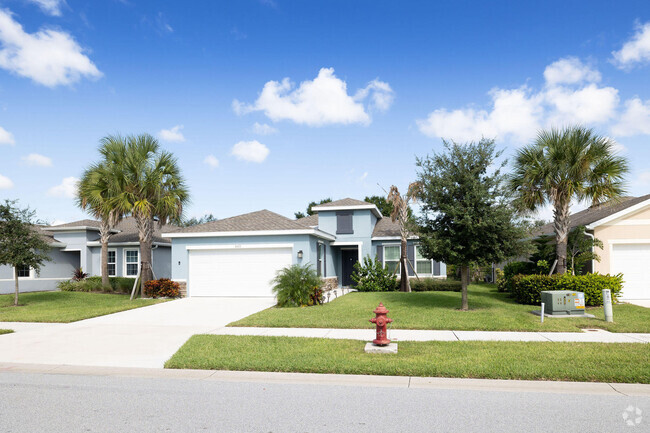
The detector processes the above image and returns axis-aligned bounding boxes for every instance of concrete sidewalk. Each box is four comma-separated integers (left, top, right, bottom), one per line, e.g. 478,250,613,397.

213,326,650,343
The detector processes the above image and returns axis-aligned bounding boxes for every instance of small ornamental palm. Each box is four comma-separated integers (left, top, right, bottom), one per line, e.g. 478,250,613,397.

272,264,322,307
509,126,629,274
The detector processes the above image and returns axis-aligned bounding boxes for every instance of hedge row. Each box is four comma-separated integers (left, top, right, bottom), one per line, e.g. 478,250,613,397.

510,273,623,306
58,276,136,294
409,278,462,292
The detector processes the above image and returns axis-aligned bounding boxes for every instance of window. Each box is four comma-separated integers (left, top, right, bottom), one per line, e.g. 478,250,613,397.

383,245,400,274
317,242,326,277
415,245,433,275
125,250,139,277
16,264,31,278
336,211,353,234
107,250,116,277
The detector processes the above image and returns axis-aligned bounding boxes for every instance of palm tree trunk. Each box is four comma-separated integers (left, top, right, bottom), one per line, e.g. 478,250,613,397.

460,264,469,311
100,220,111,289
14,266,19,306
137,216,154,296
553,199,570,274
399,237,411,292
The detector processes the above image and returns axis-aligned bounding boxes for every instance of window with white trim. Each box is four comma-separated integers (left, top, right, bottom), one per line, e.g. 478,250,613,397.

317,242,326,277
383,245,400,274
415,245,433,275
125,250,139,277
107,250,116,277
16,264,31,278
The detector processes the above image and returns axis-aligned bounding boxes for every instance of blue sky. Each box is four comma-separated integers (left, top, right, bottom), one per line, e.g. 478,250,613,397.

1,0,650,224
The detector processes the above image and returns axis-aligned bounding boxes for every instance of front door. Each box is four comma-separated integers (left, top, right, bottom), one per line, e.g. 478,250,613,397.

341,249,359,286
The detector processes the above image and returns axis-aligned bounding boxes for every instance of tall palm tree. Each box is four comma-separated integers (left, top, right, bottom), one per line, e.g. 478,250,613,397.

76,159,122,288
509,126,628,274
387,183,420,292
107,134,189,293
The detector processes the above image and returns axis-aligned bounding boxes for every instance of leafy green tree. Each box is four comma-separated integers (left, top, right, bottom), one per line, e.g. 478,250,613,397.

178,214,217,227
103,134,189,293
77,159,122,288
509,126,628,274
0,200,51,306
567,225,603,275
415,139,527,310
294,198,332,219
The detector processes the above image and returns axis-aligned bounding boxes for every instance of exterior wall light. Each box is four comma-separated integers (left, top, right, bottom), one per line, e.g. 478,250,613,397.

297,250,303,259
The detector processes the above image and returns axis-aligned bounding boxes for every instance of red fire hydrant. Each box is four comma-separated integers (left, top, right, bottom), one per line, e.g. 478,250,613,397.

369,303,393,346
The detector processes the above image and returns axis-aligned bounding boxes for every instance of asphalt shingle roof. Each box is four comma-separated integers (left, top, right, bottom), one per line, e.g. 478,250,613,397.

295,214,319,227
108,217,168,243
371,217,402,237
535,194,650,236
50,219,102,229
314,198,375,208
165,210,308,234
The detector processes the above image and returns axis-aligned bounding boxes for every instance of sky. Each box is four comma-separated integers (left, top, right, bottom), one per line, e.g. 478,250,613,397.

1,0,650,224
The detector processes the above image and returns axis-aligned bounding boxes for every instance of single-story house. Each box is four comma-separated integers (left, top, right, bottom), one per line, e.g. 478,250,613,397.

162,198,447,297
536,194,650,300
0,217,171,294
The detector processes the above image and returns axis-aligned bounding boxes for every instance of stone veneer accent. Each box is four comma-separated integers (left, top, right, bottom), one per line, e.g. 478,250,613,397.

321,276,339,292
176,281,187,297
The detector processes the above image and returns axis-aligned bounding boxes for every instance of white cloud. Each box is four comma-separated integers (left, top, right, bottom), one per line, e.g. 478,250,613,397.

0,9,102,87
0,126,14,144
231,140,269,163
612,22,650,69
47,176,78,198
26,0,65,16
22,153,52,166
637,171,650,185
158,125,185,142
417,57,621,144
612,97,650,136
251,122,278,135
0,173,13,189
543,57,601,86
354,79,395,111
204,155,219,168
233,68,393,126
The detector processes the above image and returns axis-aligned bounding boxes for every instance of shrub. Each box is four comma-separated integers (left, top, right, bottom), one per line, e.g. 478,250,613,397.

57,276,137,293
410,278,461,292
272,264,322,307
144,278,181,298
510,273,623,306
71,267,88,281
351,256,399,292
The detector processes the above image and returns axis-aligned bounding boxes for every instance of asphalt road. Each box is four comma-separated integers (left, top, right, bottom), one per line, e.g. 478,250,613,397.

0,372,647,433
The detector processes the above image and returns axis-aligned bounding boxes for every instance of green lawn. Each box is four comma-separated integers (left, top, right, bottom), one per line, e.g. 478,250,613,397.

0,291,164,323
166,335,650,383
229,284,650,333
0,329,12,335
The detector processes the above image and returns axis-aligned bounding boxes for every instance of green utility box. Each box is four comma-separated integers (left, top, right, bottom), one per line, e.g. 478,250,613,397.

541,291,586,316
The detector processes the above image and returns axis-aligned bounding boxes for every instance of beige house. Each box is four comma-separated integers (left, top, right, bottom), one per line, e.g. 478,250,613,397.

537,194,650,300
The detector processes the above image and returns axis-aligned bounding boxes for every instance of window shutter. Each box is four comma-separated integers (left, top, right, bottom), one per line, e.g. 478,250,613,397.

407,243,415,276
336,211,353,234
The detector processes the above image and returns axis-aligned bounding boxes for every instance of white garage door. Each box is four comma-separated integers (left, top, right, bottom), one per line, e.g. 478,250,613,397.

611,243,650,300
188,247,292,297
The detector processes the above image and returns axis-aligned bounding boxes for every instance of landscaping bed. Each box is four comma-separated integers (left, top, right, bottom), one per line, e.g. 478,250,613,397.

0,291,164,323
166,335,650,383
228,284,650,333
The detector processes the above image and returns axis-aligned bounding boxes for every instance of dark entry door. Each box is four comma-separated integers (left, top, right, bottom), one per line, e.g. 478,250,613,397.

341,249,359,286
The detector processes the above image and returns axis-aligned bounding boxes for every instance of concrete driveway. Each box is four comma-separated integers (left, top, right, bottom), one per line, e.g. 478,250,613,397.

0,297,275,368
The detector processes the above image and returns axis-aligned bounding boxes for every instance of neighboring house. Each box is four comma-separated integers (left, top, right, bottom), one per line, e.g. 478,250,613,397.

0,217,171,294
535,194,650,300
163,198,446,297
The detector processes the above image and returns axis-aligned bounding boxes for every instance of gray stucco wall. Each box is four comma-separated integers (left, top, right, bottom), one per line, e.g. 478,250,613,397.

53,231,100,276
372,240,446,277
0,248,80,294
318,209,373,258
153,246,171,279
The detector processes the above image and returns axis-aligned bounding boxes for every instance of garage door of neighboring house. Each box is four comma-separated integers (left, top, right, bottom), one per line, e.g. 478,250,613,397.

610,243,650,300
188,246,292,297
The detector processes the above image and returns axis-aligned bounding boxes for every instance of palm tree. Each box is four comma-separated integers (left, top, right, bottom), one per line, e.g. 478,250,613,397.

509,126,628,274
106,134,189,293
386,183,420,292
76,159,122,289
